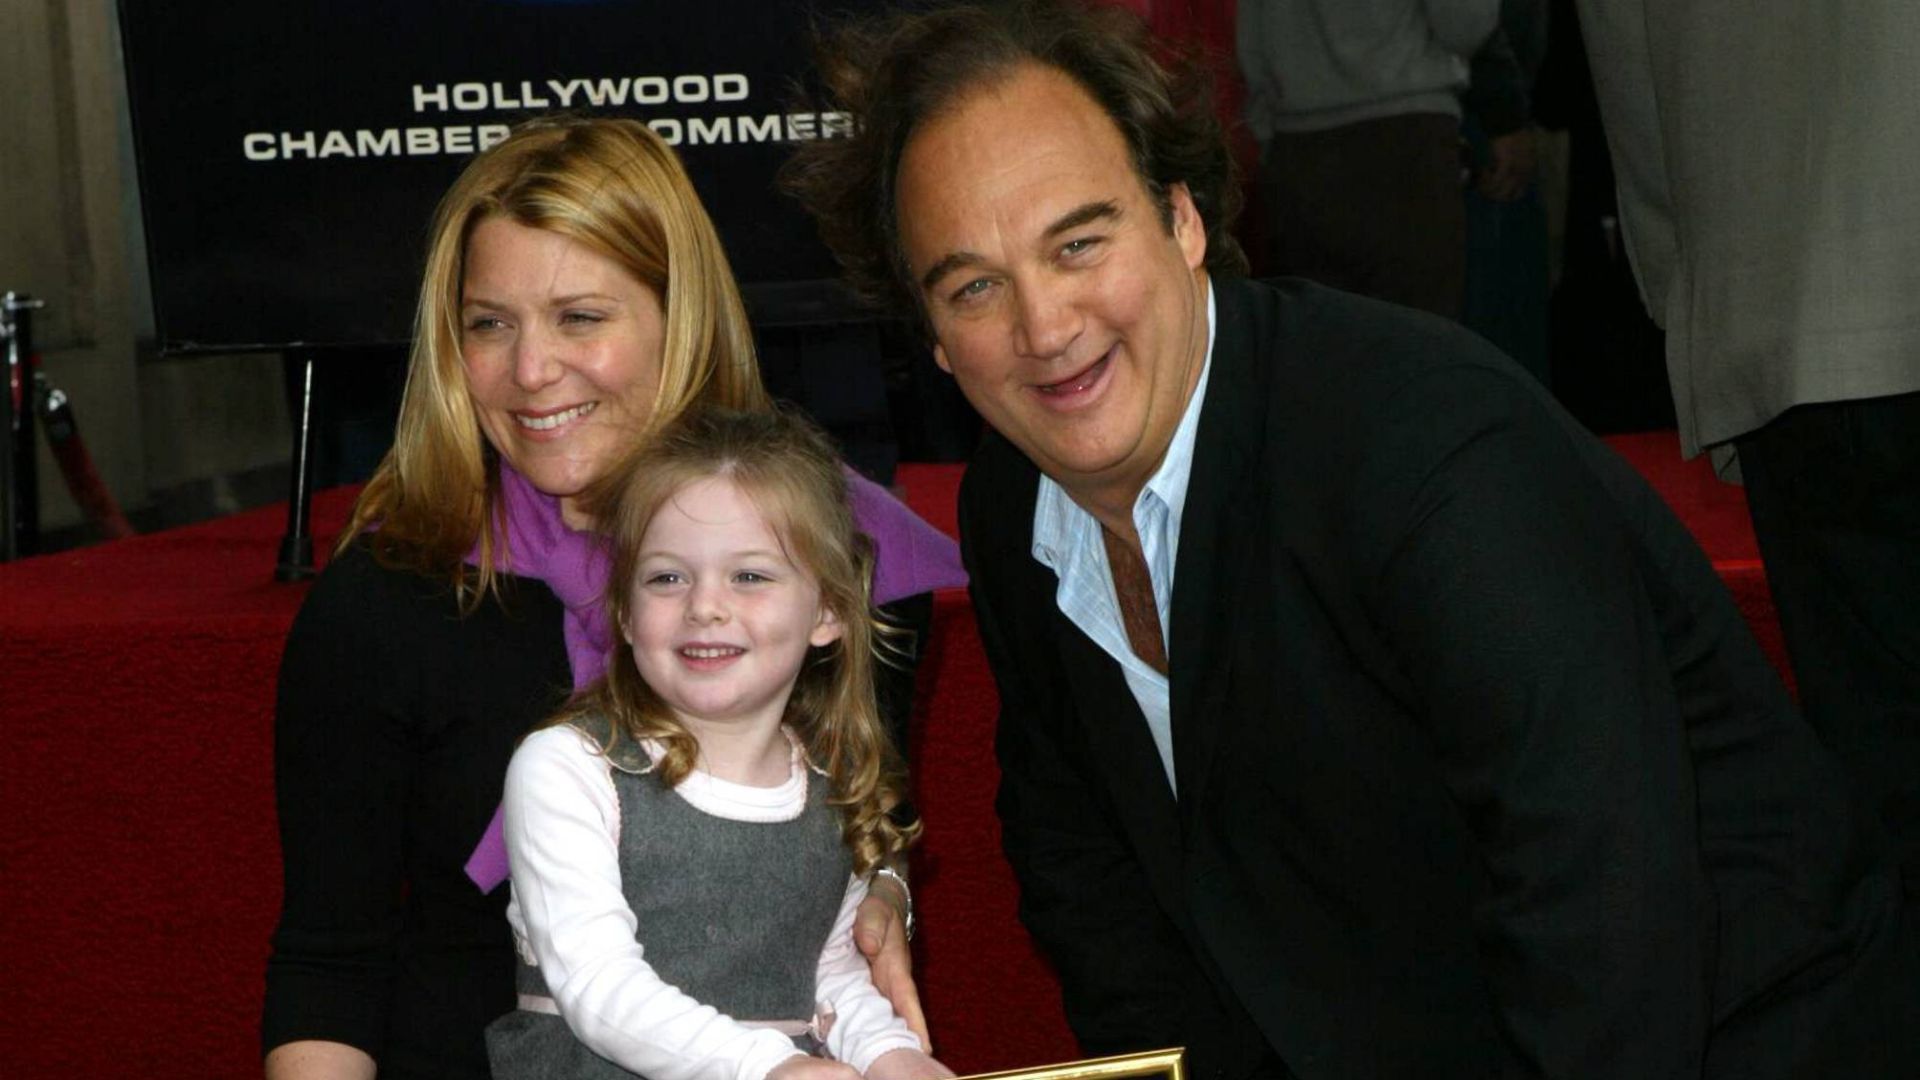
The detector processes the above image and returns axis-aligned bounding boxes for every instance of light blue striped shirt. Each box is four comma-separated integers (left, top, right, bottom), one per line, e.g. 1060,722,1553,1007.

1029,283,1216,796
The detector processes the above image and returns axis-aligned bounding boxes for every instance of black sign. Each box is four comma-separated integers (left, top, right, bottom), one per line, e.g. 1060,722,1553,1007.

118,0,886,353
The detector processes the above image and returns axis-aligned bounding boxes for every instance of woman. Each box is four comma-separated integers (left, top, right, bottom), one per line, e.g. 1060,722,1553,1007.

263,117,960,1080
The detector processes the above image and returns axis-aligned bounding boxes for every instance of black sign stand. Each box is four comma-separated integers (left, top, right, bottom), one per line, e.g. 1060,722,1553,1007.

275,350,319,581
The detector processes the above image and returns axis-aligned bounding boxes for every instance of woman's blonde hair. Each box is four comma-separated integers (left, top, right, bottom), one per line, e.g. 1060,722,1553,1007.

345,117,770,599
554,407,918,874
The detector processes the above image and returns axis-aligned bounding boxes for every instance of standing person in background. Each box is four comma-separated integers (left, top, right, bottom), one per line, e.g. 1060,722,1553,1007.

263,117,962,1080
1578,0,1920,921
1236,0,1498,317
1459,1,1552,381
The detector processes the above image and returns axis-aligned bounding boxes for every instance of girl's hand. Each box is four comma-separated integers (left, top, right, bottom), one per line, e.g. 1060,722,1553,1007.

864,1048,955,1080
767,1057,862,1080
854,886,929,1050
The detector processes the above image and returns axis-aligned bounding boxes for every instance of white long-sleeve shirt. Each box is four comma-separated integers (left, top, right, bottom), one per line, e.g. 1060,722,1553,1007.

502,724,923,1080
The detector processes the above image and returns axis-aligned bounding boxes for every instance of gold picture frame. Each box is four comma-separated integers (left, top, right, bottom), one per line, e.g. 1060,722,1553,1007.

956,1048,1186,1080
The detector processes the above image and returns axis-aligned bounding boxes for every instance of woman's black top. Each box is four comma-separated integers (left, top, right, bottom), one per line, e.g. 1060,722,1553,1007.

263,544,573,1078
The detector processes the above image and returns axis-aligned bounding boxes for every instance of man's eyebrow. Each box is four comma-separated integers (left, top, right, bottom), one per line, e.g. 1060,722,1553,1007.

1043,200,1120,240
917,200,1123,295
920,251,985,294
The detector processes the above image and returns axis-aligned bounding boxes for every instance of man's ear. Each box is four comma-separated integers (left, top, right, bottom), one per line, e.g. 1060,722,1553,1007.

809,605,845,648
933,341,953,374
1167,181,1206,270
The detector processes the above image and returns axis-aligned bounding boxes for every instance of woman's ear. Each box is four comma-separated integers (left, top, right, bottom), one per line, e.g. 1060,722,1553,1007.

809,605,845,648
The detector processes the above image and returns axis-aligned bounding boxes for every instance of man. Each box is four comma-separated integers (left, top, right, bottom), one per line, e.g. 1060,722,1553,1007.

786,3,1915,1077
1577,0,1920,923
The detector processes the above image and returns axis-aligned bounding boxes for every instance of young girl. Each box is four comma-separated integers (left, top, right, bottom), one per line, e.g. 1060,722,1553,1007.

486,409,954,1080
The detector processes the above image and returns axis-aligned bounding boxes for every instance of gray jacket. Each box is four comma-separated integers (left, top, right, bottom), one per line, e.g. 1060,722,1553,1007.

1579,0,1920,465
1237,0,1499,138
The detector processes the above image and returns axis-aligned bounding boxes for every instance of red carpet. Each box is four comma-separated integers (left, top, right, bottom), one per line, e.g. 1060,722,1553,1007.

0,435,1783,1078
1601,432,1790,695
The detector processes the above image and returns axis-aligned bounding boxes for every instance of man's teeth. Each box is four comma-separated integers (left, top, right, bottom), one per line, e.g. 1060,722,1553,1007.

1042,355,1107,394
682,646,743,659
515,402,598,430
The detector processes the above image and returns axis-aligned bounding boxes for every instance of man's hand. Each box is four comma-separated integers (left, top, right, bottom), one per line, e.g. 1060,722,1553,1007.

1476,127,1539,202
854,885,930,1050
864,1047,955,1080
766,1055,862,1080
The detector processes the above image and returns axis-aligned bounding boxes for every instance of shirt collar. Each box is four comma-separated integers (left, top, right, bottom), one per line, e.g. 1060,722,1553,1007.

1143,282,1216,542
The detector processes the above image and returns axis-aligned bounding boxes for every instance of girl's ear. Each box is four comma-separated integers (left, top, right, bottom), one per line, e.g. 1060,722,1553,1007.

809,604,844,648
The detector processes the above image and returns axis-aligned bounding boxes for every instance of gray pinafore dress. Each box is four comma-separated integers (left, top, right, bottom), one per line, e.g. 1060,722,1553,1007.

486,718,851,1078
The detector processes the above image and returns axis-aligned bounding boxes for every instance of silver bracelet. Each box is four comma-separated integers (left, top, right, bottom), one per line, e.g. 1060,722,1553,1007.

870,866,915,942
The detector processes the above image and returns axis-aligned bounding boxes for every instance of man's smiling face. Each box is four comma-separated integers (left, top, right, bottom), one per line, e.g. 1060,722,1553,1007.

896,62,1209,508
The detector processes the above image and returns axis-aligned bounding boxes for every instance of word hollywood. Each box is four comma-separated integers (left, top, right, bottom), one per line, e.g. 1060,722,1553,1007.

410,75,751,111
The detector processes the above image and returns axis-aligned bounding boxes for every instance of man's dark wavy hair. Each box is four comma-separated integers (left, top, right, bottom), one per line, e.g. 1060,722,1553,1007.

782,0,1246,322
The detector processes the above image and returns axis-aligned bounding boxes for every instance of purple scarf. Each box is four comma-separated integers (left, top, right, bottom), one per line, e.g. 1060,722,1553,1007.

462,462,967,891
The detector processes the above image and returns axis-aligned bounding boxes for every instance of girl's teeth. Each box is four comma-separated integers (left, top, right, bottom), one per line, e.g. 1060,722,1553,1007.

515,402,597,430
683,646,743,659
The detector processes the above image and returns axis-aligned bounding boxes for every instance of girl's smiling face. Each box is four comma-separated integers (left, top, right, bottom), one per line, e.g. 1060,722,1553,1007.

622,476,843,738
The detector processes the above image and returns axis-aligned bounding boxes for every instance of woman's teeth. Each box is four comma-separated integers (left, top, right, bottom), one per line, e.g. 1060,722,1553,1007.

515,402,598,430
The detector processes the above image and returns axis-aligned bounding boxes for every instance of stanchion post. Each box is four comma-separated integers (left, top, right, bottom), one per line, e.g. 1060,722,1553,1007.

275,349,318,581
3,291,47,562
0,297,13,561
